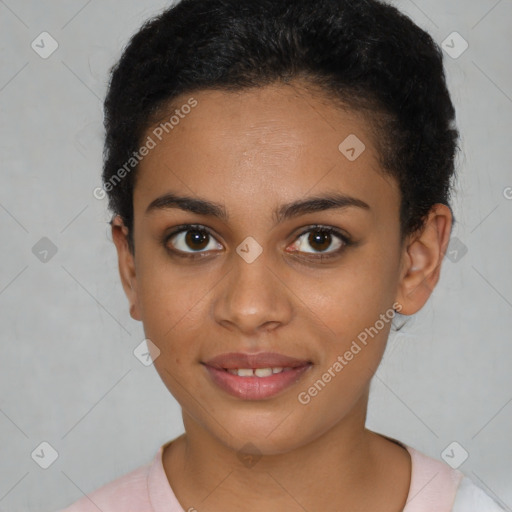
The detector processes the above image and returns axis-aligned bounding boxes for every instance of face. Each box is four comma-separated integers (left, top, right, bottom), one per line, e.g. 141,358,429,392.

112,82,447,455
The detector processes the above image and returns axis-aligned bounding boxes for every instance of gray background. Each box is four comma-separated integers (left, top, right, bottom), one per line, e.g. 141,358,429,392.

0,1,511,511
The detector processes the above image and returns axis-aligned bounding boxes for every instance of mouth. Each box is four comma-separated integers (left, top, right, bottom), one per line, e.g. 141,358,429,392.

223,366,297,377
202,352,313,400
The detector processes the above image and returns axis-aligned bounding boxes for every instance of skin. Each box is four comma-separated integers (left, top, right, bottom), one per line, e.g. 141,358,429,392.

111,81,452,512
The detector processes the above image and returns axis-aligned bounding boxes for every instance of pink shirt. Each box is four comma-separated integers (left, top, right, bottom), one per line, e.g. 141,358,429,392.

58,438,505,511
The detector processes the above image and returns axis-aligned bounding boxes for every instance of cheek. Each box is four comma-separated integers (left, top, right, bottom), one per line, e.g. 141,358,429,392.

135,232,399,360
298,245,399,337
135,255,209,351
139,268,205,394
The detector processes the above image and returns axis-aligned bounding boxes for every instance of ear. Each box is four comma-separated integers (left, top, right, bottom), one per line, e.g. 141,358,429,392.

111,215,142,321
395,204,453,315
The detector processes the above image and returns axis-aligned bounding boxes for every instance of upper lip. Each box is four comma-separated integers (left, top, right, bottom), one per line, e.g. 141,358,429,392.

203,352,312,370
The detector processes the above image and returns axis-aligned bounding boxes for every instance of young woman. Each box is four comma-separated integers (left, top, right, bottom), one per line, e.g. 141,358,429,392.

60,0,506,510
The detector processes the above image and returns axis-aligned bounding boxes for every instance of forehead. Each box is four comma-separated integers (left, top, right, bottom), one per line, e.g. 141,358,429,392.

134,83,399,223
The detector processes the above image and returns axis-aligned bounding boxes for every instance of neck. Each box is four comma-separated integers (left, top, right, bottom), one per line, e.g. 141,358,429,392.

163,390,411,512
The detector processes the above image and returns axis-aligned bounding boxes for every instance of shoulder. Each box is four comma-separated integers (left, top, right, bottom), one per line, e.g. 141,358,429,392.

451,476,507,512
57,459,153,512
403,445,465,511
403,444,505,512
57,440,182,512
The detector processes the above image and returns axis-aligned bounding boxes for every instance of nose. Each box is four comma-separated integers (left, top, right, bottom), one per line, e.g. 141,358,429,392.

212,248,293,336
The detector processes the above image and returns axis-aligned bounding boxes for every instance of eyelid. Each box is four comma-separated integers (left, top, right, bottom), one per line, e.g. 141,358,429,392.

293,224,351,243
164,224,222,255
286,224,352,260
163,223,353,259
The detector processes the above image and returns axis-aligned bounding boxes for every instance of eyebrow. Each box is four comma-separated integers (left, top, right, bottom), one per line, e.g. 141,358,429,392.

145,191,370,224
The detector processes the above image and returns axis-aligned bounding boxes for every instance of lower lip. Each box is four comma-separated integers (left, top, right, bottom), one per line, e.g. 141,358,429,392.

204,364,312,400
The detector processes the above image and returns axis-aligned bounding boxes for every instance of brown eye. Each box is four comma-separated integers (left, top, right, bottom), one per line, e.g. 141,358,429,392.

184,229,209,250
307,230,333,252
166,225,223,255
288,226,349,258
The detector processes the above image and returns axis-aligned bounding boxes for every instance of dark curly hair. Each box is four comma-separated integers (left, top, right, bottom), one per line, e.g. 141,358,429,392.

101,0,459,254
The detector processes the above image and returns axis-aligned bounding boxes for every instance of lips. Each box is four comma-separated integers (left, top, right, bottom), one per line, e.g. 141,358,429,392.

203,351,311,370
202,352,313,400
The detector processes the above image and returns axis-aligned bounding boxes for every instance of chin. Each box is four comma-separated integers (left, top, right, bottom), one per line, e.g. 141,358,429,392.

210,414,314,455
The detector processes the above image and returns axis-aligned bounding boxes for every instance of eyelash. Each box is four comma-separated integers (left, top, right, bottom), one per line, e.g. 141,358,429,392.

162,224,353,261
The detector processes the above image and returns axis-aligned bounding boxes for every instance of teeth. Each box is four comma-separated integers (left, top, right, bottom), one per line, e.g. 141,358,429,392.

226,367,288,377
255,368,273,377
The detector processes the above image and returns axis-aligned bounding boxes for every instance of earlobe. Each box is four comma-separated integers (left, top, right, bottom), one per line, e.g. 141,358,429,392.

395,204,453,315
111,215,142,322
